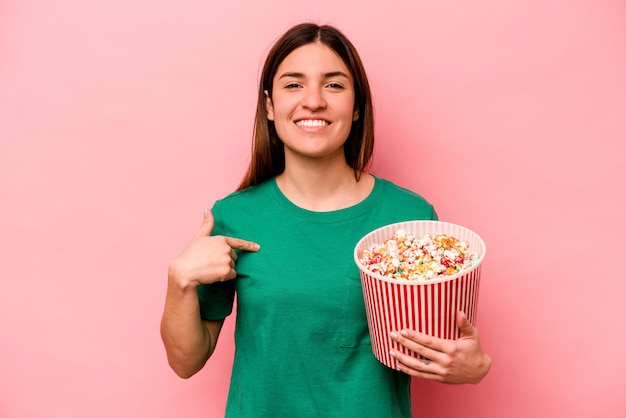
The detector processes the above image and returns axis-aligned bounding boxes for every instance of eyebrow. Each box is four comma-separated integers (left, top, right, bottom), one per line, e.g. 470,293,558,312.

278,71,351,80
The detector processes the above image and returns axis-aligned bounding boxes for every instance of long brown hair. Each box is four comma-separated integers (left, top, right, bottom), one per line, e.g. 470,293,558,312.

237,23,375,190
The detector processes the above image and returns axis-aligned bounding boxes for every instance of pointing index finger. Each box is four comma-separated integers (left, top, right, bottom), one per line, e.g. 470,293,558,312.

225,237,261,252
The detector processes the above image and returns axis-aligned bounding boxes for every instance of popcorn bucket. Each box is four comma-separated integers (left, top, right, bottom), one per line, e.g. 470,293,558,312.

354,221,486,369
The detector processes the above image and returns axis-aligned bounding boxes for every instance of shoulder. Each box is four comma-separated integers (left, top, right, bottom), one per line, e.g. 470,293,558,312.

376,176,431,203
374,176,438,220
209,180,274,234
213,180,272,210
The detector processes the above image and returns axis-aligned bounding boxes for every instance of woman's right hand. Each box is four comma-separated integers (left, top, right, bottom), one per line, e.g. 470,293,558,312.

168,208,260,288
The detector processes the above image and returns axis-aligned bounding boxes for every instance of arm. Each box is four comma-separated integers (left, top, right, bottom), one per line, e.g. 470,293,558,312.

160,209,260,378
160,269,224,378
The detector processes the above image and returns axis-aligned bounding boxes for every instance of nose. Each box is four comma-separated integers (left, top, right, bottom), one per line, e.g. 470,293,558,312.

301,86,326,110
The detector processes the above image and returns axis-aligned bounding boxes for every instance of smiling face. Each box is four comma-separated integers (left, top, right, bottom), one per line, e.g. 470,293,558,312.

266,42,359,164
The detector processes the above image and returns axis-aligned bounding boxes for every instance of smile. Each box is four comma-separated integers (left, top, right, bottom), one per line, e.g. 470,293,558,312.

295,119,329,127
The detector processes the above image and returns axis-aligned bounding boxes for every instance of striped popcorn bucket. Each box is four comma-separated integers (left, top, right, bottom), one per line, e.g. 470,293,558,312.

354,220,486,369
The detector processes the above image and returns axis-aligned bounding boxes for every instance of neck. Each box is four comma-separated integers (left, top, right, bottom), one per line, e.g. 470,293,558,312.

276,159,373,211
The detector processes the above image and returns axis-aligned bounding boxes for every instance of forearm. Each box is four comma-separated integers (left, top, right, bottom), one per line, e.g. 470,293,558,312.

160,271,218,378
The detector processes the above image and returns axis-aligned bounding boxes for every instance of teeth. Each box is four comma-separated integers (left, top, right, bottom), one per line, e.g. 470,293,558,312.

296,119,328,127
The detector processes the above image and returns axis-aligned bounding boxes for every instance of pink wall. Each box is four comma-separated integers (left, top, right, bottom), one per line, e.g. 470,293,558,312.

1,1,624,417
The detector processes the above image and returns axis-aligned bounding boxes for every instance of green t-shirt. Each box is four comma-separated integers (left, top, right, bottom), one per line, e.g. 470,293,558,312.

198,176,437,418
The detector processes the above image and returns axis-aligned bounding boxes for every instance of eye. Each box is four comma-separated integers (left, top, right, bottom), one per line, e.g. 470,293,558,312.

285,83,302,89
326,83,344,89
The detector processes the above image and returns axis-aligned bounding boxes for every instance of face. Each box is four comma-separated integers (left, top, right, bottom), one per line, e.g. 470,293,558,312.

266,42,359,163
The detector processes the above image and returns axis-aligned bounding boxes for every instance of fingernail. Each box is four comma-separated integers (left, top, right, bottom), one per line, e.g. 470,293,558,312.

389,331,398,340
400,329,409,337
389,349,396,357
253,243,260,250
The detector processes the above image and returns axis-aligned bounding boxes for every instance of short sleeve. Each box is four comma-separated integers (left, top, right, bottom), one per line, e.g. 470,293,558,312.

197,281,235,320
196,200,236,320
431,206,439,221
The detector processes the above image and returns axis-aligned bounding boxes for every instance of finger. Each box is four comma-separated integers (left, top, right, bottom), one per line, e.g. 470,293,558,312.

390,330,448,365
390,349,442,381
195,208,215,238
391,329,447,355
457,311,477,338
225,236,261,252
216,267,238,282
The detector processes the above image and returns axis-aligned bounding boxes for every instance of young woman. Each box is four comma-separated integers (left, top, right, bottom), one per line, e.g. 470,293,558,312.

161,23,491,417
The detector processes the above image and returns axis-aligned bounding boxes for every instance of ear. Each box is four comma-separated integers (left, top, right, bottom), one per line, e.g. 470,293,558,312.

265,90,274,121
352,107,360,122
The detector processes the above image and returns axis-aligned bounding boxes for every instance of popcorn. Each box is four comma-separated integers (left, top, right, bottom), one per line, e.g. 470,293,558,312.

358,229,478,281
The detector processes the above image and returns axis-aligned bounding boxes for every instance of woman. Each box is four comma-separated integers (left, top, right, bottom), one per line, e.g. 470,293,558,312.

161,23,491,417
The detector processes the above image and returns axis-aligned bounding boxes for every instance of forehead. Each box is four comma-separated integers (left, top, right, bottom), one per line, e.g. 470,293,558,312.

274,42,352,78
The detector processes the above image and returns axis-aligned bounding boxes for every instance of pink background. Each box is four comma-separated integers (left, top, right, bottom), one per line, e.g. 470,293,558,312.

1,0,625,417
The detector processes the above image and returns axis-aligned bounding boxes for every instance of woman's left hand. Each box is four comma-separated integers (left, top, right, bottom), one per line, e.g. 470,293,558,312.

389,311,491,384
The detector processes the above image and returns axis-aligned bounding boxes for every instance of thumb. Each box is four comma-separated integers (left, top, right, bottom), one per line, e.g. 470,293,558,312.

457,311,477,338
196,208,215,237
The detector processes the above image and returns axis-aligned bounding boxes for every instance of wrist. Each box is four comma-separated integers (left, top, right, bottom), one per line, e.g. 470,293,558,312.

168,261,199,292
